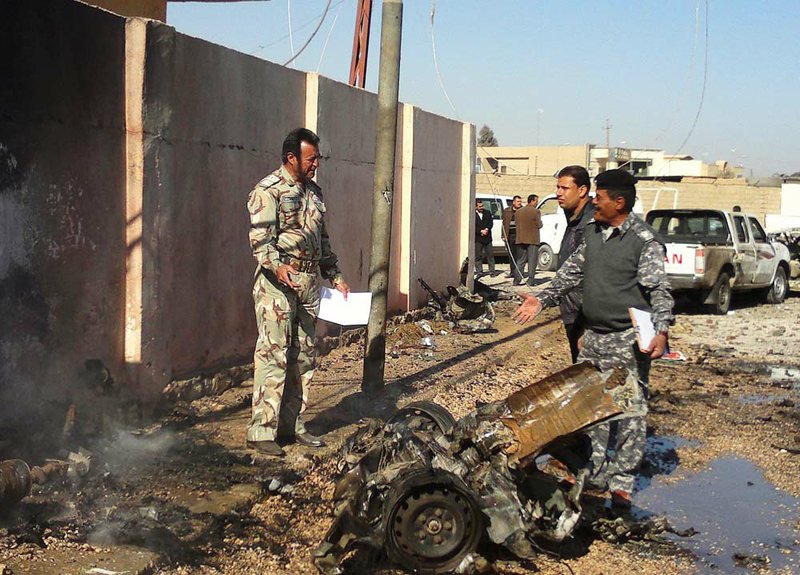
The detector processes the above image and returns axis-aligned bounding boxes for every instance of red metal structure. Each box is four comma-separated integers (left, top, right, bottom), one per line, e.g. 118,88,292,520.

349,0,373,88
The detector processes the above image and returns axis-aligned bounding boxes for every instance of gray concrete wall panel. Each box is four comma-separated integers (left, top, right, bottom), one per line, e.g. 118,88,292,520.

315,76,379,293
139,22,307,383
409,109,464,307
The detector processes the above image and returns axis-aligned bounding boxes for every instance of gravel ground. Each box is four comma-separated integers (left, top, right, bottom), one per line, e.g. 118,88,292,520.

2,287,799,575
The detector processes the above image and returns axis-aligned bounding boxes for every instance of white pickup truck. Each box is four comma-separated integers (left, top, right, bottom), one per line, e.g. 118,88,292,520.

645,209,792,314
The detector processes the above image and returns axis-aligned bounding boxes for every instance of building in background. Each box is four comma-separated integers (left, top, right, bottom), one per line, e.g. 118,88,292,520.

477,144,744,180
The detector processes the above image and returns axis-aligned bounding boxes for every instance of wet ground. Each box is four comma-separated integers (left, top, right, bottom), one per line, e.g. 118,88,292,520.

636,455,799,573
1,266,799,575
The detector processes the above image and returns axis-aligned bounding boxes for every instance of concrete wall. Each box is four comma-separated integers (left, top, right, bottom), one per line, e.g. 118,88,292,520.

0,0,128,425
407,108,466,308
2,0,474,406
131,21,308,385
315,75,380,294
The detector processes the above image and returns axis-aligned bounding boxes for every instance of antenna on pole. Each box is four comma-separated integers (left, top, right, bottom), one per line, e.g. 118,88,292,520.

604,118,612,149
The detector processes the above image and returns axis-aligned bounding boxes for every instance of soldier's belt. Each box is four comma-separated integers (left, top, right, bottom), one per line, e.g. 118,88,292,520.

281,255,319,273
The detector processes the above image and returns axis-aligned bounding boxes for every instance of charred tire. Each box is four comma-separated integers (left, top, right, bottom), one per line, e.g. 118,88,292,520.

764,266,788,304
388,401,456,435
384,469,483,574
707,272,731,315
537,244,556,271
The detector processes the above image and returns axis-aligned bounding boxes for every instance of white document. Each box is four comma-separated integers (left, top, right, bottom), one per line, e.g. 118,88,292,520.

629,307,656,352
318,287,372,326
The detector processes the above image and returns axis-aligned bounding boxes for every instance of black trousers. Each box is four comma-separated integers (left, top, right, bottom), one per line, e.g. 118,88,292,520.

564,318,585,364
474,241,495,273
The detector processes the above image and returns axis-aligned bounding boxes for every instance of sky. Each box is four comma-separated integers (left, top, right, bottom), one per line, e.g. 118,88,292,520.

167,0,800,178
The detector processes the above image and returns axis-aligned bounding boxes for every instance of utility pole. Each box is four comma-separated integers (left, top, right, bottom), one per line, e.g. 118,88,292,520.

362,0,403,391
604,118,612,149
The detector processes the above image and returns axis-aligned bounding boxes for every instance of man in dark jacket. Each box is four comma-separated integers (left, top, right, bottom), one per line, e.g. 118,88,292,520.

474,199,495,275
502,195,523,275
555,165,595,362
513,194,543,286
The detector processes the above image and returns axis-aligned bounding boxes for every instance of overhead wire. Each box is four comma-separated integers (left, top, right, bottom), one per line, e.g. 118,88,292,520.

616,0,710,206
317,0,345,72
283,0,334,67
646,0,703,147
429,2,460,120
673,0,709,157
287,0,295,65
249,0,347,55
429,0,527,278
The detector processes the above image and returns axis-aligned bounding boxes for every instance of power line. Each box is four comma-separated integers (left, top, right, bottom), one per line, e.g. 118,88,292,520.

429,1,459,120
283,0,334,67
287,0,295,65
673,0,709,156
249,0,347,56
317,0,345,72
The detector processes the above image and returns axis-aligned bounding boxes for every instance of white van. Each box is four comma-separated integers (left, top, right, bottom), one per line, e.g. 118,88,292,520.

475,193,566,268
535,194,562,271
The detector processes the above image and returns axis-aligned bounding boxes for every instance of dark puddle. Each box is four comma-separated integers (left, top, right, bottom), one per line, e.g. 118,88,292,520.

635,456,800,573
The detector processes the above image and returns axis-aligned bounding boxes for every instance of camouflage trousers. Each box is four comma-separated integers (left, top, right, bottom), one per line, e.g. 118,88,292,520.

247,270,320,442
579,327,650,494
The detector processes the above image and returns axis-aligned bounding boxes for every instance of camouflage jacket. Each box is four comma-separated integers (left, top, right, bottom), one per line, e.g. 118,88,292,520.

247,166,342,282
538,212,674,334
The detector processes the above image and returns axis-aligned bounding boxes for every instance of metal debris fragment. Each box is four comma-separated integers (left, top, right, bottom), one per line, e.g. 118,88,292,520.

0,459,70,507
313,363,626,574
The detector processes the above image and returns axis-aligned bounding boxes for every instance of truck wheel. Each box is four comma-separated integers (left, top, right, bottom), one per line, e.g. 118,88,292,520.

707,272,731,315
764,267,788,304
537,244,556,271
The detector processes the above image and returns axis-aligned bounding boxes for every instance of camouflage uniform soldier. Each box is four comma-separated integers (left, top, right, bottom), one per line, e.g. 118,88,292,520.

513,169,673,507
246,128,350,457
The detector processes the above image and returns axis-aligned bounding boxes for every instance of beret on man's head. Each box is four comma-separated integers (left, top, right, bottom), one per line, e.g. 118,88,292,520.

594,169,637,192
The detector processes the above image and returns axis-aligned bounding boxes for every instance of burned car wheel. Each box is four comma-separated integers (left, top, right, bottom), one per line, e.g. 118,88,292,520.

388,401,456,435
385,470,483,574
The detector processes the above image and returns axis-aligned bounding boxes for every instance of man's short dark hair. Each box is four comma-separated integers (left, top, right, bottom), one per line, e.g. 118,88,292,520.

595,169,637,213
527,194,538,204
557,165,591,192
513,195,522,201
282,128,320,164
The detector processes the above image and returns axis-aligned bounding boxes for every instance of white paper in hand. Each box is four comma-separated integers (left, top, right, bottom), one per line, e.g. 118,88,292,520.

318,287,372,326
629,307,656,352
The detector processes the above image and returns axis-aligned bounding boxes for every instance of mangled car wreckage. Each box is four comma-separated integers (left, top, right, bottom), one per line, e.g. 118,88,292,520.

313,362,631,574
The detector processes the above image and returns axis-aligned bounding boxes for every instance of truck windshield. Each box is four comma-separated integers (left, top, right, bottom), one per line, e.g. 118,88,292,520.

648,212,731,244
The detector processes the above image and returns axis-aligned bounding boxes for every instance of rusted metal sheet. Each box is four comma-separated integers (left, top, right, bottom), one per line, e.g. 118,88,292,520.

501,362,625,461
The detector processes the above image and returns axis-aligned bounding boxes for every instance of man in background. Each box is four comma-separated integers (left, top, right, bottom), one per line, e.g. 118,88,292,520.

474,199,495,276
502,195,523,277
513,194,542,286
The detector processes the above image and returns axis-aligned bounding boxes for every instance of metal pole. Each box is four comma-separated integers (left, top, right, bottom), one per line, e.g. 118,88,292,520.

362,0,403,391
